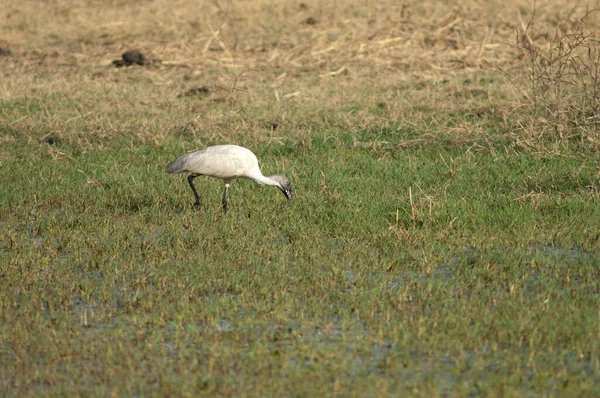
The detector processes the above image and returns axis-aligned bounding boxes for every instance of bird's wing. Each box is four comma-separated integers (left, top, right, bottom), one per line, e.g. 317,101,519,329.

186,146,259,179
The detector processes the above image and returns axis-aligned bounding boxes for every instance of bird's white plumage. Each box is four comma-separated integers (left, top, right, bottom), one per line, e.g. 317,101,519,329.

166,144,292,211
168,145,260,180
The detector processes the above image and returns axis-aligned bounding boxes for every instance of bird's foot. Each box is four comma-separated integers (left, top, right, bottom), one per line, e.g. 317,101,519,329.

193,201,201,210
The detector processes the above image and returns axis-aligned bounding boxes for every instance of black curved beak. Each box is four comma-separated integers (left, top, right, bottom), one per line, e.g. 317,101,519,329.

279,186,293,201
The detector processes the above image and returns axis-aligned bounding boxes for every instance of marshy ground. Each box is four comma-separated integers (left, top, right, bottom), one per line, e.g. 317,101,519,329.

1,0,600,395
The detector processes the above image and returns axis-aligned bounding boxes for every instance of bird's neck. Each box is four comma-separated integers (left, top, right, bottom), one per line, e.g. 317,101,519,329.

252,173,279,186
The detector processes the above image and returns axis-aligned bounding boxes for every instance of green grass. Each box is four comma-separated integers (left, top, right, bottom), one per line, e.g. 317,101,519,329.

1,135,599,396
2,0,600,394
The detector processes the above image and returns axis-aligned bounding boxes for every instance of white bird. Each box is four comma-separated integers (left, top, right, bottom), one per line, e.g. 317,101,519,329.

165,144,292,212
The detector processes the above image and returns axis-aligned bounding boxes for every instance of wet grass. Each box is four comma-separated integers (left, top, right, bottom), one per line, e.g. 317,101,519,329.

2,0,600,395
1,136,600,396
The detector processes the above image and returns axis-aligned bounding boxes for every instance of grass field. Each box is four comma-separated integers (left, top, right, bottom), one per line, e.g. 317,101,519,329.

1,0,600,396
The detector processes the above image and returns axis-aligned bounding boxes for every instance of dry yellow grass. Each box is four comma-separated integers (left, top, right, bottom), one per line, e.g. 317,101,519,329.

1,0,599,149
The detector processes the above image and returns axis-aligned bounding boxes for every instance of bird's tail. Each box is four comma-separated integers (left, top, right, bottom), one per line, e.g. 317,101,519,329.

165,155,188,174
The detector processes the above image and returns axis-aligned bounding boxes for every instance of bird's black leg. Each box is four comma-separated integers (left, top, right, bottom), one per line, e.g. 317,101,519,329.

187,174,201,209
221,183,230,213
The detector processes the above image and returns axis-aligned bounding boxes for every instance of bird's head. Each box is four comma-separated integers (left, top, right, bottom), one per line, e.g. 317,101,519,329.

271,175,293,201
